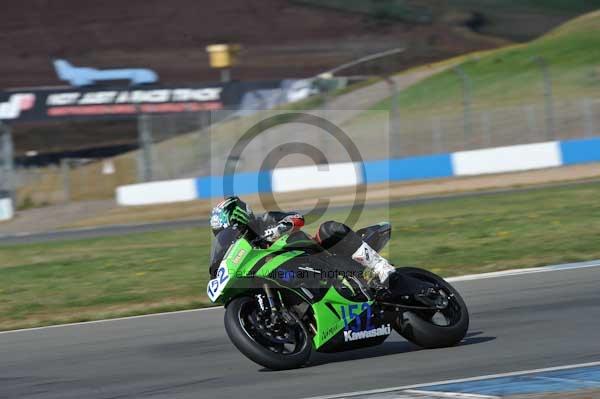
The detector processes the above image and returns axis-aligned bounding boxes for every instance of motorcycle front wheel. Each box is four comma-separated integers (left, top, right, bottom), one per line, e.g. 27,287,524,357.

393,267,469,349
224,295,312,370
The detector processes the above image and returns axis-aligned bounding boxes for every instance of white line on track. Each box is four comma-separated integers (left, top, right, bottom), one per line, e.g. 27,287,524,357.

446,259,600,282
304,361,600,399
0,221,193,239
0,305,223,335
1,258,599,335
403,390,499,399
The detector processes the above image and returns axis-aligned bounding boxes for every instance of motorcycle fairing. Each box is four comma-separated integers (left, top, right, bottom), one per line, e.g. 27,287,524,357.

209,228,392,350
311,286,390,351
208,236,305,304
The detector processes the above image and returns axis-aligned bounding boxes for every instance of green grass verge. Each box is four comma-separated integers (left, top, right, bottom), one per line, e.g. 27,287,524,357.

372,11,600,114
2,182,600,331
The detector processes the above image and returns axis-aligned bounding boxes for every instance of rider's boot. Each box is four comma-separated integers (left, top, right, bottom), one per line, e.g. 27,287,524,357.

351,242,396,284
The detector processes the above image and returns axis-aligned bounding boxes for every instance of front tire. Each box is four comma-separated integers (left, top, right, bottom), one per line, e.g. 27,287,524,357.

394,267,469,349
224,296,312,370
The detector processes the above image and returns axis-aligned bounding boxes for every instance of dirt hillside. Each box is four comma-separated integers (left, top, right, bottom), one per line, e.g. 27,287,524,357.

0,0,505,88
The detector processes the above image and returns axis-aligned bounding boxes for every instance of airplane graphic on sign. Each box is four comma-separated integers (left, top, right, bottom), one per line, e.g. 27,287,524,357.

53,59,159,87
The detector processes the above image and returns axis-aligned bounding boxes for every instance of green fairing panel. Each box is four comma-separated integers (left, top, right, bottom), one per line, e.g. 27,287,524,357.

217,236,303,302
256,252,304,277
221,238,253,278
235,235,303,277
311,286,373,349
221,236,287,278
219,235,370,350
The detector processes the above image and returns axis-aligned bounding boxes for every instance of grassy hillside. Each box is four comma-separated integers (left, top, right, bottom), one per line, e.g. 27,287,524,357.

372,10,600,114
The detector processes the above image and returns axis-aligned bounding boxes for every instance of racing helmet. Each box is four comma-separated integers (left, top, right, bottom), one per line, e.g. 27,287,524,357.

210,196,253,236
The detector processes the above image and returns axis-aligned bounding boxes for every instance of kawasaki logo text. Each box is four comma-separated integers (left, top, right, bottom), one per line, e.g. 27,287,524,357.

343,324,391,342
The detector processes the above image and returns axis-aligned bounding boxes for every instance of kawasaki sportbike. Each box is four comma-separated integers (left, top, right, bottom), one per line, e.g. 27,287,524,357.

207,223,469,370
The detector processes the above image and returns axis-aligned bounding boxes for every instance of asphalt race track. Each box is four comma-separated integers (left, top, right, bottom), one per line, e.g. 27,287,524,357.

2,265,600,399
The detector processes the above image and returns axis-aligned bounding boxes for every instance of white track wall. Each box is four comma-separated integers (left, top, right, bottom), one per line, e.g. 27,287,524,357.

115,137,600,205
0,198,13,221
271,162,363,193
117,179,197,206
451,142,562,176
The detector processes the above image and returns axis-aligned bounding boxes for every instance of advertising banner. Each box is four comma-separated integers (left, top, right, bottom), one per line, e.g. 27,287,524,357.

0,80,287,123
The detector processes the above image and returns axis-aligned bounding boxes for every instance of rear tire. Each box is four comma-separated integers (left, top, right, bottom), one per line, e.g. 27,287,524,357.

394,267,469,349
224,296,312,370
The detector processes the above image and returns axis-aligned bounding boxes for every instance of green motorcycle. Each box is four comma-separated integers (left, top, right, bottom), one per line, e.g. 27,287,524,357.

207,222,469,370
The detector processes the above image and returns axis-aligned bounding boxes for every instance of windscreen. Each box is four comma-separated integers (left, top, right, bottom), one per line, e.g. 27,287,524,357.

209,226,242,278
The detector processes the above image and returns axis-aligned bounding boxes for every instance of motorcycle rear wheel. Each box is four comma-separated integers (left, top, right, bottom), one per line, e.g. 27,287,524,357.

393,267,469,349
224,295,312,370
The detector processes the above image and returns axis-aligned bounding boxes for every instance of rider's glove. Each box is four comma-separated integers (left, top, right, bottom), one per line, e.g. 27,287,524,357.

229,204,250,226
263,221,293,242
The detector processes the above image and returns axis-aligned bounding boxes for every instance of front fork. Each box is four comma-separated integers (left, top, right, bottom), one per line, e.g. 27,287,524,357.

256,284,315,334
256,284,285,329
262,283,279,313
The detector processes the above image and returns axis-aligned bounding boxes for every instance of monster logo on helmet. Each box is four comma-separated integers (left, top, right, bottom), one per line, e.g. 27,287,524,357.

210,196,253,235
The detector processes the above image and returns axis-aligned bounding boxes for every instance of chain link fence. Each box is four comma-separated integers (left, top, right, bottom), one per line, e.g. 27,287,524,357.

138,97,600,180
394,97,600,157
0,124,14,199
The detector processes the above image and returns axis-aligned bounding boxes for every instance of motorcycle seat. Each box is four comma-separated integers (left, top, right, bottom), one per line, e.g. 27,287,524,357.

355,222,391,253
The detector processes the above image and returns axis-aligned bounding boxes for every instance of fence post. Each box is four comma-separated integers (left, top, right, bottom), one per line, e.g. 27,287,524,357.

452,65,473,147
583,98,594,138
431,116,443,153
197,111,210,176
386,76,401,158
137,113,153,182
532,56,555,140
60,158,71,203
526,104,538,141
481,111,491,147
1,123,15,203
